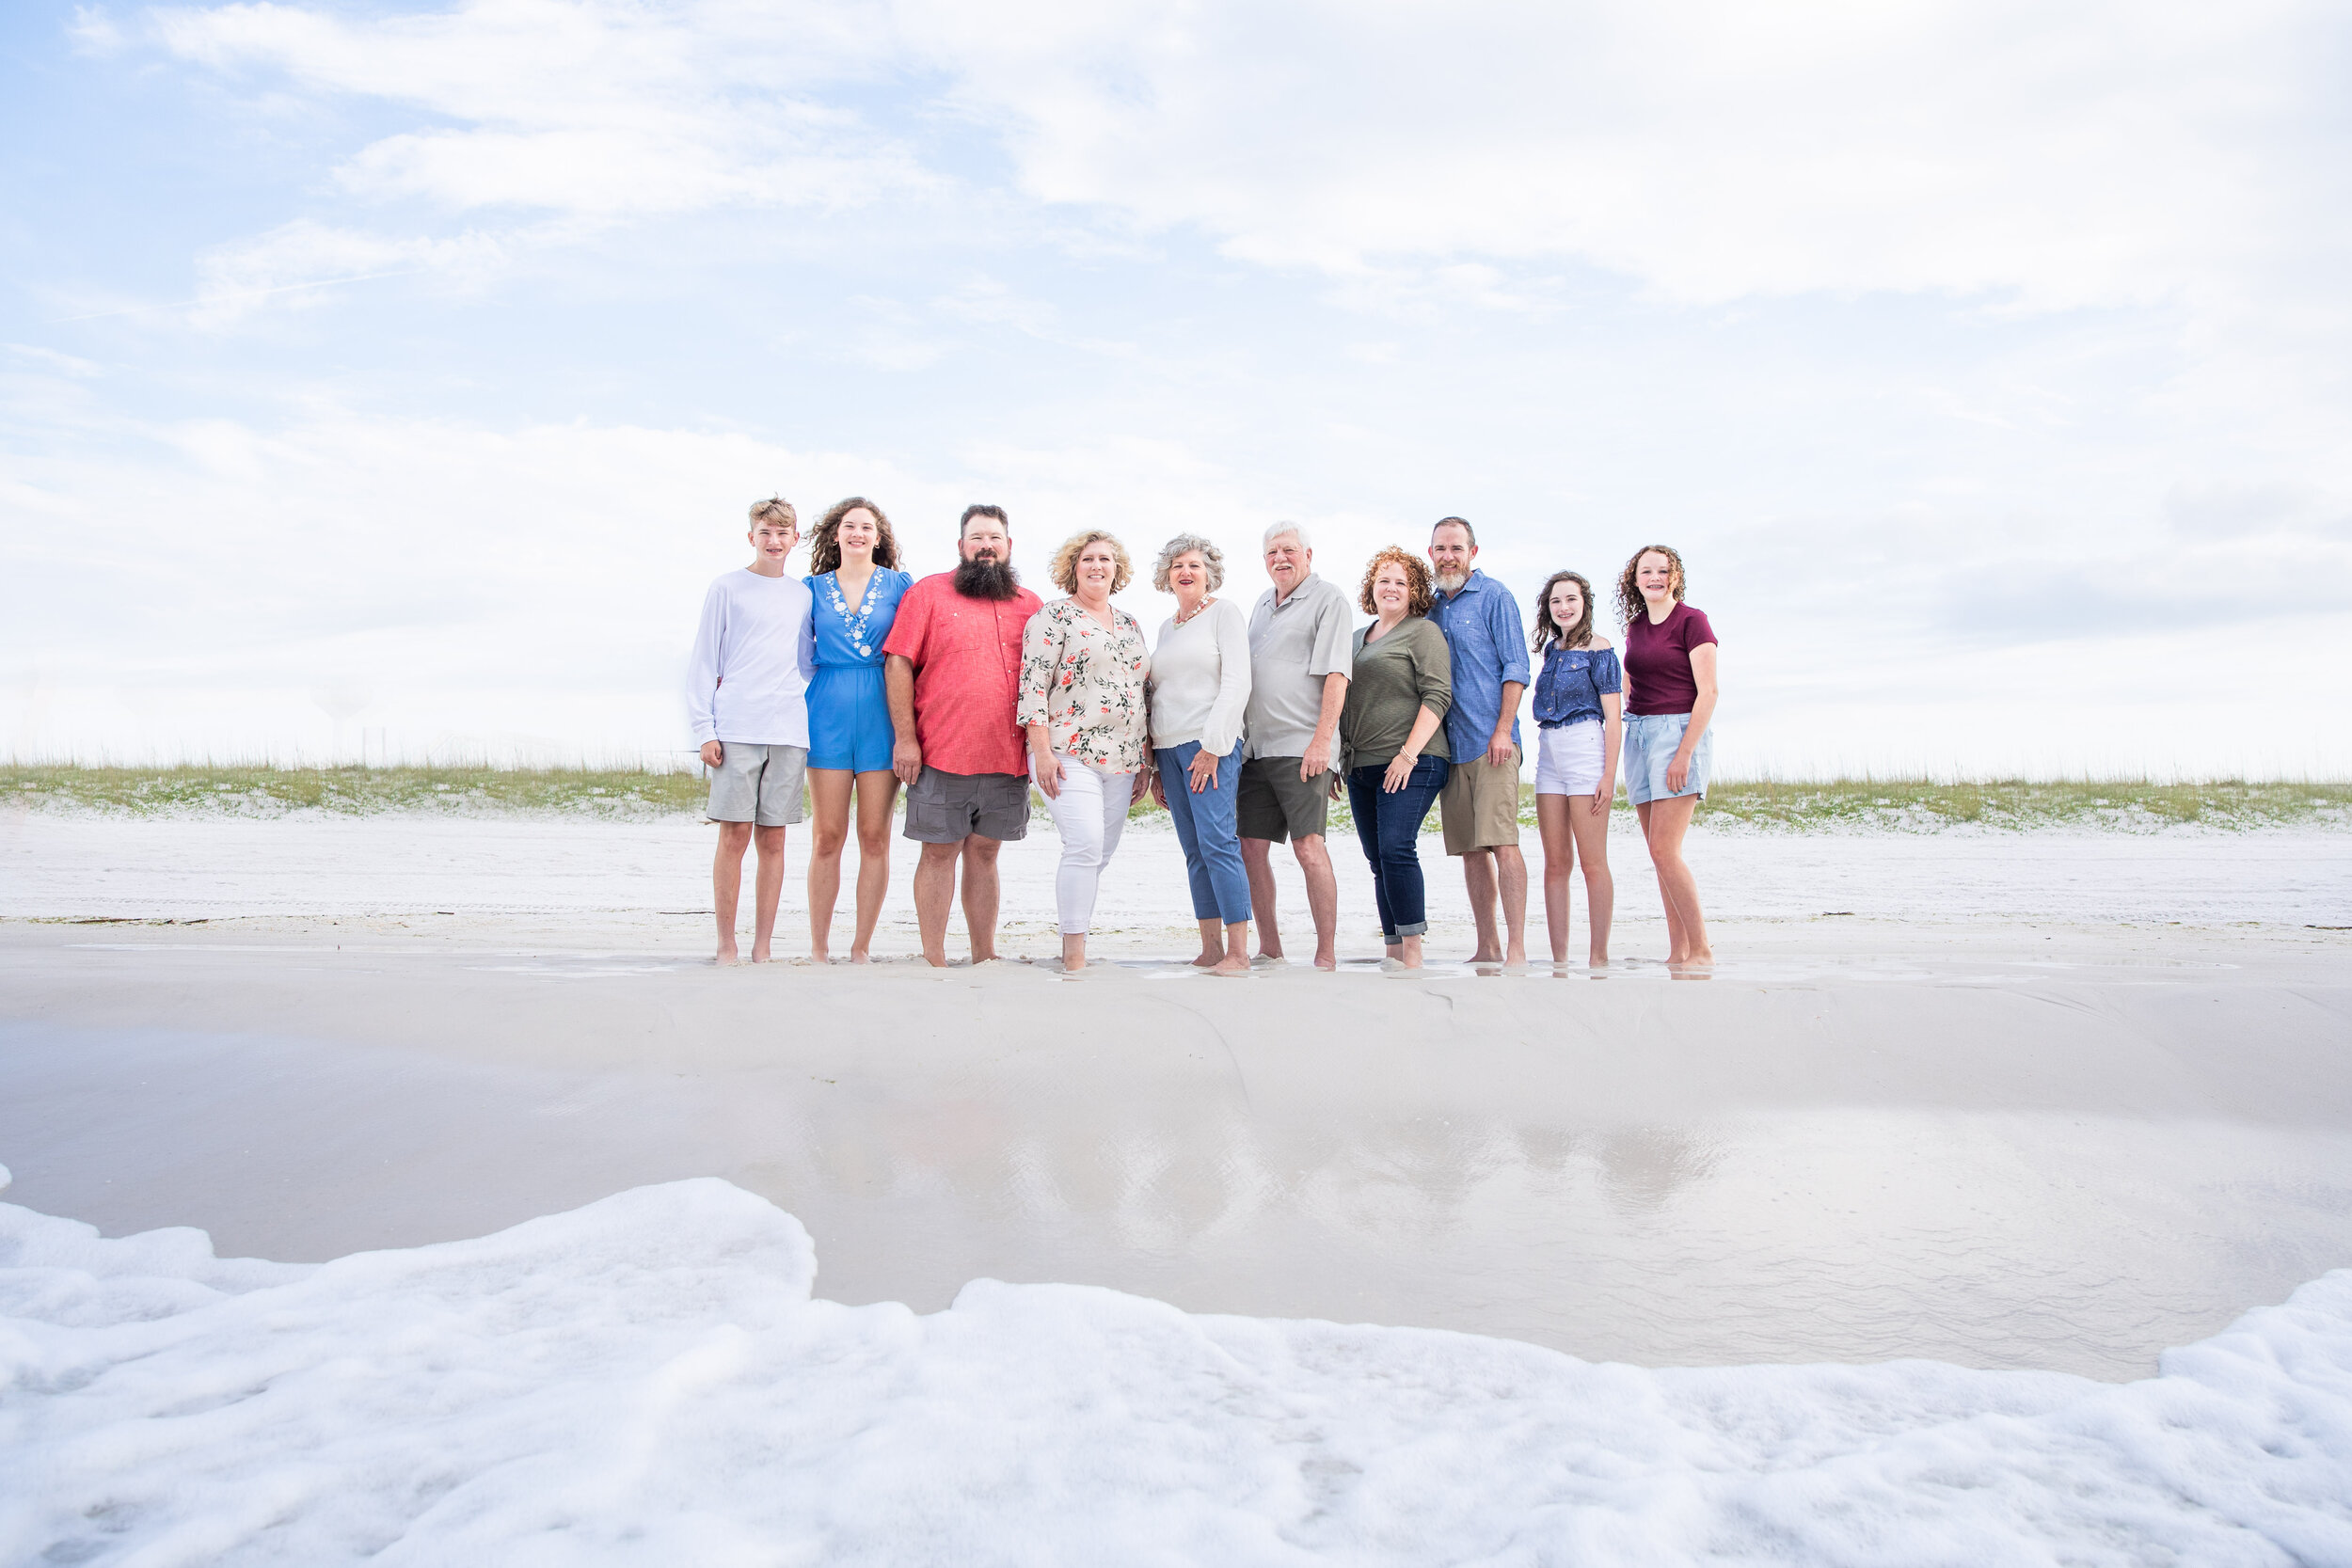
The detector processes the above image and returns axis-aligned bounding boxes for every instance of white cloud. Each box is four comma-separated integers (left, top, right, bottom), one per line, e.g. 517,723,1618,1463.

189,220,520,326
906,0,2351,315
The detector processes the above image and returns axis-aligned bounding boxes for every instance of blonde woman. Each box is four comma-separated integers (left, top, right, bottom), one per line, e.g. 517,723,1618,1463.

1019,531,1152,972
1147,533,1254,974
1529,570,1620,967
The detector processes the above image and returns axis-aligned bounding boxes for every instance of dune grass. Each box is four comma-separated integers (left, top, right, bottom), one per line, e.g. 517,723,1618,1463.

0,764,705,818
7,764,2346,832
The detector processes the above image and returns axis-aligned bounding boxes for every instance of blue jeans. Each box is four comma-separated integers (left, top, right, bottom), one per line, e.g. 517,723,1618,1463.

1346,756,1451,941
1156,742,1253,925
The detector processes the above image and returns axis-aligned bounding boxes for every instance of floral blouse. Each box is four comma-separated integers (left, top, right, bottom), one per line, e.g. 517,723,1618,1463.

1017,598,1152,772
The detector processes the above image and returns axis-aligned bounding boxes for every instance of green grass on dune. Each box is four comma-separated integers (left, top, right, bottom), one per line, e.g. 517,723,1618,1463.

1,764,706,818
7,765,2347,832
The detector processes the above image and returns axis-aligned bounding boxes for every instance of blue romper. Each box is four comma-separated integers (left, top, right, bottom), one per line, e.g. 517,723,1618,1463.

804,567,913,771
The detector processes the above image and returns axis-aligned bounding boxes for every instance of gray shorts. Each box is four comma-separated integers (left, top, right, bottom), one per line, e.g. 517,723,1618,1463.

705,742,807,827
903,767,1031,844
1236,755,1339,843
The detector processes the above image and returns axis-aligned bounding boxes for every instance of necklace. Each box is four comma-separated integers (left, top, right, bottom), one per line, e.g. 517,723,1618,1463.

1172,595,1215,627
827,570,885,659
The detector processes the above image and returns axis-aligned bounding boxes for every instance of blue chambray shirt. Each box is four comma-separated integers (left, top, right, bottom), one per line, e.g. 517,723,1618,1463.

1427,568,1531,760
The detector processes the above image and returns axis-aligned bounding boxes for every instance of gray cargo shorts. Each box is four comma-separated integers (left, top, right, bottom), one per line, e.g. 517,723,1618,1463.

903,767,1031,844
705,742,807,827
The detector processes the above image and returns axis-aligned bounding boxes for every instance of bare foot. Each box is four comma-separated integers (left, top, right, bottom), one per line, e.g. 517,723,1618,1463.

714,945,739,967
750,943,772,963
1588,952,1610,969
850,949,872,965
1191,951,1222,968
1468,948,1502,965
1251,953,1287,969
1210,954,1250,976
808,946,830,965
1312,952,1338,971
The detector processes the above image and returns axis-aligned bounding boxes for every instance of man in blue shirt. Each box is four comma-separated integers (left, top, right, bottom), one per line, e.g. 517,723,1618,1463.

1427,516,1531,965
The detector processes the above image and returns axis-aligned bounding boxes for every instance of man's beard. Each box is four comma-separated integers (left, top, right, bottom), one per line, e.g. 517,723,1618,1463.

954,555,1021,601
1433,567,1469,594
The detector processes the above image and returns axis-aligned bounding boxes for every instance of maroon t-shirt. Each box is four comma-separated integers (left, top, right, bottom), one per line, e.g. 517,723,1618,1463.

1623,602,1717,716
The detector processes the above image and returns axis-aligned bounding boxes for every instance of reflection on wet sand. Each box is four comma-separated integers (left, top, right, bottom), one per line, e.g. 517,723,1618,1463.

2,926,2350,1382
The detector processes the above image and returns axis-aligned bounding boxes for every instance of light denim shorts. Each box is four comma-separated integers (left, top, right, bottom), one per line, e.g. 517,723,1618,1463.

1623,712,1710,805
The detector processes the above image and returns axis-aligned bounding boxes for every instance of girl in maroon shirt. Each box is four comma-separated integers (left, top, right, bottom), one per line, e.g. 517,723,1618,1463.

1616,545,1718,967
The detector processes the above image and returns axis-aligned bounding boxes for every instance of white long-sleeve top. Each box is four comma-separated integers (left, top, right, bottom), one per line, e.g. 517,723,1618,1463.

1147,597,1253,756
686,568,816,747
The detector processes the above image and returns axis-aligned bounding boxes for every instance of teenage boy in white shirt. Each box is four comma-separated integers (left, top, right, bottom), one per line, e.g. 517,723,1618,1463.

687,497,816,964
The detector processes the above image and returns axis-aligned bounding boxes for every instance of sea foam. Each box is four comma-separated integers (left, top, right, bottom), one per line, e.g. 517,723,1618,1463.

3,1170,2348,1564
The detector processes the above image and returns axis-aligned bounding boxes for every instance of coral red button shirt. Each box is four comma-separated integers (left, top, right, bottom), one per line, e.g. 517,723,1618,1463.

882,572,1044,777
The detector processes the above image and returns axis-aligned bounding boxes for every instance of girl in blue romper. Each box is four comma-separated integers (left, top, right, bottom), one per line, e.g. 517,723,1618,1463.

803,498,914,962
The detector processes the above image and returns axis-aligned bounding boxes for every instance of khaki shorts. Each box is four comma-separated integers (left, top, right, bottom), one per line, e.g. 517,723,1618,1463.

1236,756,1340,843
706,742,807,827
903,767,1032,844
1438,745,1523,854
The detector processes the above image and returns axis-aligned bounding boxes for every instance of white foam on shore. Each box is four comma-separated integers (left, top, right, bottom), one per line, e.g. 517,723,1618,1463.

5,1173,2348,1564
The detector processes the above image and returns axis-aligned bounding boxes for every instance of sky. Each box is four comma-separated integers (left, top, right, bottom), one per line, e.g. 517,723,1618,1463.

4,0,2349,777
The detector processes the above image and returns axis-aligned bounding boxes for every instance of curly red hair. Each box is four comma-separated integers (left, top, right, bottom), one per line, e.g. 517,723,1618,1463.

1358,546,1435,617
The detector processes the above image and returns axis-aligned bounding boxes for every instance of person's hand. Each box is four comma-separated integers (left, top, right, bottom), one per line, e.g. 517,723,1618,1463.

1031,750,1064,800
1665,753,1691,794
1149,771,1168,809
1382,750,1419,793
1129,769,1155,805
1486,732,1516,769
1300,736,1331,779
1186,748,1219,795
1588,780,1613,820
893,736,923,787
1327,771,1346,802
699,740,724,769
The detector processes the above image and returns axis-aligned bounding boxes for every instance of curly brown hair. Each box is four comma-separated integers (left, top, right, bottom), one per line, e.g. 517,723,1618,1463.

1358,546,1435,617
807,497,899,574
1532,570,1597,651
1614,544,1685,626
1049,530,1135,594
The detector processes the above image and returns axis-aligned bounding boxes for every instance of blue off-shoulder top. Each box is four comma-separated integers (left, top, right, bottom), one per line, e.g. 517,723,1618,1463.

1532,642,1621,728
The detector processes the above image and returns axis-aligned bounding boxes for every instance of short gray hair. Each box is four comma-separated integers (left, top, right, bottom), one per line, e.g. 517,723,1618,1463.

1153,532,1226,593
1263,521,1311,551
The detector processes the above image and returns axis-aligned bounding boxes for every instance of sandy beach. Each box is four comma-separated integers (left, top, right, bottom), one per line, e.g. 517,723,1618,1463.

5,809,2348,1380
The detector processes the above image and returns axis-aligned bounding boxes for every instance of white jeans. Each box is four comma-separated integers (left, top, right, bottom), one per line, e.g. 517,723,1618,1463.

1042,756,1136,935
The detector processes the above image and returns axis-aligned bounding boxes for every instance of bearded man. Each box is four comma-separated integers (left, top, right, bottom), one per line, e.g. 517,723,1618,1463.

882,504,1044,966
1426,515,1533,966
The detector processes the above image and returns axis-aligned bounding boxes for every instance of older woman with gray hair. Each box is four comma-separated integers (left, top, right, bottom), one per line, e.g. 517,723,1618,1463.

1147,532,1255,974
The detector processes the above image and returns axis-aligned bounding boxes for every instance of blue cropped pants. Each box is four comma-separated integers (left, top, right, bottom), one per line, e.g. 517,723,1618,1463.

1155,741,1253,926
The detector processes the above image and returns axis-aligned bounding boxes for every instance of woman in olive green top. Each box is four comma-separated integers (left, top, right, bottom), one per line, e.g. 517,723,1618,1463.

1341,546,1453,969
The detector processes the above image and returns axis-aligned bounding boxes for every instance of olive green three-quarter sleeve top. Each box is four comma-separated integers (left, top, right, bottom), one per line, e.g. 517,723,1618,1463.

1341,615,1454,769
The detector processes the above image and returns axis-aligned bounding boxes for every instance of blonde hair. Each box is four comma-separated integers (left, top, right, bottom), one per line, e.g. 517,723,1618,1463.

748,496,797,531
1358,546,1435,617
1049,530,1134,594
1153,533,1226,593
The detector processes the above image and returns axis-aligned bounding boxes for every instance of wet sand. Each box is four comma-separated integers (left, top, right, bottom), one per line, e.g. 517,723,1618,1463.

3,814,2349,1381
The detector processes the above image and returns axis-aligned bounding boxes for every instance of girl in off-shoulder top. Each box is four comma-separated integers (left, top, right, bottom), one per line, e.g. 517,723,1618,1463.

1528,570,1621,968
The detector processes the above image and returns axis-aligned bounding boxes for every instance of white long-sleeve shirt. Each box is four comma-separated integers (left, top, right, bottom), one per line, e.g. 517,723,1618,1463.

1147,598,1253,756
686,568,816,747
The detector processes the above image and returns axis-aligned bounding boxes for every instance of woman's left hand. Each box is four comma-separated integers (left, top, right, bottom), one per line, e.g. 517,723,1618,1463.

1382,751,1419,793
1186,747,1220,795
1665,753,1691,794
1130,769,1154,805
1588,779,1614,819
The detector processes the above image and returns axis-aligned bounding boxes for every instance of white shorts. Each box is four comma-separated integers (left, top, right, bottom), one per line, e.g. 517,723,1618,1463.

1533,720,1605,797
